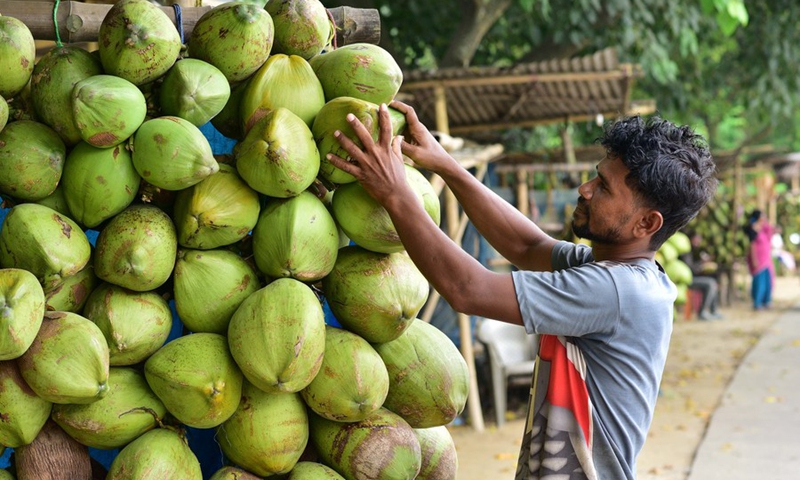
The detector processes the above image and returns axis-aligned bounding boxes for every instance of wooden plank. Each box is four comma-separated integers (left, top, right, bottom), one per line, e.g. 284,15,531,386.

0,1,379,46
449,111,620,135
401,67,643,91
494,162,595,174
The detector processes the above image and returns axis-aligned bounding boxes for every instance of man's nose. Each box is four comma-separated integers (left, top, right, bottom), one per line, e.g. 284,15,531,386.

578,179,594,199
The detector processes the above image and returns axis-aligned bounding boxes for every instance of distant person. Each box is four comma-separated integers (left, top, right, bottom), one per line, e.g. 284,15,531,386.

329,103,717,480
680,235,723,320
744,210,775,310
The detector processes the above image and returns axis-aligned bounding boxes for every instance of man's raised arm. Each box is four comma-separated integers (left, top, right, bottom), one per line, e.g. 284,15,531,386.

391,101,558,272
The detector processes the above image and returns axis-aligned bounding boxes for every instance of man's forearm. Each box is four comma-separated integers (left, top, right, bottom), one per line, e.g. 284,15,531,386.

384,189,524,325
433,160,556,272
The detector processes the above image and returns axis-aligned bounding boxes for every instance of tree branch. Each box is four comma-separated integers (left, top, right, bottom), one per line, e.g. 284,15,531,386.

440,0,513,67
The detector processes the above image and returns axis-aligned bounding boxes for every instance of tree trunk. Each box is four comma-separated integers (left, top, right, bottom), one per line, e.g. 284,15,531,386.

440,0,513,67
15,420,93,480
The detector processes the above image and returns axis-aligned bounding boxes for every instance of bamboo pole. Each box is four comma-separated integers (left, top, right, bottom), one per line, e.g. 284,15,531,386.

0,1,380,46
430,84,485,432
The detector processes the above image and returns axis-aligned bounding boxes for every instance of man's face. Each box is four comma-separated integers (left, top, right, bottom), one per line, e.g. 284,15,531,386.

572,156,641,245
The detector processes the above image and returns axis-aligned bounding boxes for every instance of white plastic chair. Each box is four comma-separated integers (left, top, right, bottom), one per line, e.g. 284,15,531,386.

477,318,538,426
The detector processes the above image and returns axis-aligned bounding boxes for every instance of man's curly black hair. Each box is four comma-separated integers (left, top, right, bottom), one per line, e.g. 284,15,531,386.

599,115,718,250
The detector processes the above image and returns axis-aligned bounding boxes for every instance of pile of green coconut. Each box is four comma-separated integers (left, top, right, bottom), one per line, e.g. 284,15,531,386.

0,1,468,479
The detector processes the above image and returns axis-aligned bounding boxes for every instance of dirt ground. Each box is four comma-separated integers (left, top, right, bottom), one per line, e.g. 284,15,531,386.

447,274,800,480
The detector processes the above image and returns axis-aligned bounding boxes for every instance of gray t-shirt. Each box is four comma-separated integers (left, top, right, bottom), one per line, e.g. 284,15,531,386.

512,241,675,479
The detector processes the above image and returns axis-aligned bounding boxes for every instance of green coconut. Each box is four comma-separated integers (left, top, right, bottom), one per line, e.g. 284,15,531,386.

241,54,325,133
251,192,339,282
0,268,45,360
62,142,141,228
173,248,261,334
173,164,260,249
160,58,231,126
217,382,309,477
211,79,249,141
72,74,147,148
93,204,178,292
288,462,346,479
209,466,262,480
18,311,110,404
332,164,440,254
107,428,202,480
30,45,103,146
414,426,458,480
0,96,7,132
98,0,182,86
5,82,35,125
665,258,693,286
0,120,66,201
228,278,325,394
319,189,352,249
310,43,403,104
658,241,678,263
312,96,406,184
667,231,692,255
267,0,334,60
52,367,167,450
33,185,73,218
132,116,219,191
309,408,421,480
301,326,388,422
0,16,35,99
0,360,52,448
322,247,428,344
0,203,91,283
374,321,469,428
236,107,321,197
145,332,243,429
82,282,172,366
188,2,274,83
0,470,11,480
42,263,98,314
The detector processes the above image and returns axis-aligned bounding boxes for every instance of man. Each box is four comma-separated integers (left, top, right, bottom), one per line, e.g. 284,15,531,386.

329,102,718,479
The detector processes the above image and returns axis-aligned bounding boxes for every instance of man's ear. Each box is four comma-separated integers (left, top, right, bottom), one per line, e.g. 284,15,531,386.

634,209,663,239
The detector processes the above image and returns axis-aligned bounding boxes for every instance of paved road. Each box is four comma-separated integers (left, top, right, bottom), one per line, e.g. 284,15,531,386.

688,303,800,480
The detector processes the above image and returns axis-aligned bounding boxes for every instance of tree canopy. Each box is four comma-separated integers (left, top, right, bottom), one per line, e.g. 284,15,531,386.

322,0,800,153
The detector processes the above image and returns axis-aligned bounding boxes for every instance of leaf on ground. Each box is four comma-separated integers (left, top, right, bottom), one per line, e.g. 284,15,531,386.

494,452,517,461
721,442,735,452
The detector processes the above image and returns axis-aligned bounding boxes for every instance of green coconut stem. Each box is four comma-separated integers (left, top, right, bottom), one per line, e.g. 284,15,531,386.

325,8,338,50
52,0,63,47
119,406,165,428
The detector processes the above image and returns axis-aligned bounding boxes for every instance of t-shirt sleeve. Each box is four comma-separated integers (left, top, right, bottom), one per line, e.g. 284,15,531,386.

511,242,621,340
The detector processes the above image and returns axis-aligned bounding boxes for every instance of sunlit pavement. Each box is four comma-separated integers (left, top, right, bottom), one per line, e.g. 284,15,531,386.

688,302,800,480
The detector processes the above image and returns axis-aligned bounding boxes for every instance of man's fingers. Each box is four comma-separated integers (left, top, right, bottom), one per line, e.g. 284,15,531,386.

327,152,360,176
344,113,376,149
378,104,393,146
400,139,419,159
333,129,366,161
392,135,404,157
389,100,415,120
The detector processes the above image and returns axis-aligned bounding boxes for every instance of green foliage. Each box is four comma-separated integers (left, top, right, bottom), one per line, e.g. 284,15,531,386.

322,0,800,152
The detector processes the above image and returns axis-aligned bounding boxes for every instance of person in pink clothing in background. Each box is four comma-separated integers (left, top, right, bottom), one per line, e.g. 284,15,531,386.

744,209,776,310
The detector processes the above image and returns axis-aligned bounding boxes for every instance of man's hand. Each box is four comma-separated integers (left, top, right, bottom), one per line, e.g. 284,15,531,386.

390,100,455,175
327,103,412,208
